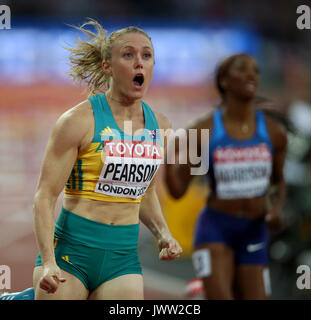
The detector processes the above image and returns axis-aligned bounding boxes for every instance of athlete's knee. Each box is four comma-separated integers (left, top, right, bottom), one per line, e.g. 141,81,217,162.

201,274,234,300
192,246,234,300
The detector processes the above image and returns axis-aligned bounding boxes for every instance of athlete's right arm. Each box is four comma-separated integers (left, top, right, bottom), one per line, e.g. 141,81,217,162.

33,101,92,292
164,129,194,199
164,115,212,199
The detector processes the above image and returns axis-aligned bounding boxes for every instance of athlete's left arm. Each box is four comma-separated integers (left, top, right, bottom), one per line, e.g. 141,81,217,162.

265,118,288,232
139,112,182,261
140,178,182,260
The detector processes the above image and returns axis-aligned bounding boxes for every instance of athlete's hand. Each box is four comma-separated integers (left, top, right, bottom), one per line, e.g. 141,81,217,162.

158,236,182,261
39,262,66,294
265,210,283,233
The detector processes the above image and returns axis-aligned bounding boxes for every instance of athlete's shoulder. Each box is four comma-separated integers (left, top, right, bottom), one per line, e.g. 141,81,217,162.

264,113,287,150
152,110,172,130
62,99,93,119
186,107,215,131
52,100,93,146
57,100,93,127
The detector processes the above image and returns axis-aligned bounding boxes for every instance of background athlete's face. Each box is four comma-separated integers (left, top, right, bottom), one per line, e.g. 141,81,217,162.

223,55,260,100
108,33,154,101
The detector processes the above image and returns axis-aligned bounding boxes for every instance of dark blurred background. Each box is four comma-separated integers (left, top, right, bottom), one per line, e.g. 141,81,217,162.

1,0,311,299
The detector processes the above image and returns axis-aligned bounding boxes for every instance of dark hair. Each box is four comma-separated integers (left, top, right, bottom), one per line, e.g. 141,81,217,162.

215,53,254,97
215,54,294,134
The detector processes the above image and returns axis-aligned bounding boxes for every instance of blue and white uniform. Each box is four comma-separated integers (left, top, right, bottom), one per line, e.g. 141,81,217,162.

194,108,273,265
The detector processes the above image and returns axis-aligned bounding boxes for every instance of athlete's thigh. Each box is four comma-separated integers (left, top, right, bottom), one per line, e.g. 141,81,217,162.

193,243,235,300
235,265,269,300
33,266,89,300
88,274,144,300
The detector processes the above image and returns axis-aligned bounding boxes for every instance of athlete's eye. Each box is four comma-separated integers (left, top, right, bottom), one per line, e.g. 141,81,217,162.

143,52,152,59
123,52,132,58
254,67,260,74
237,65,247,72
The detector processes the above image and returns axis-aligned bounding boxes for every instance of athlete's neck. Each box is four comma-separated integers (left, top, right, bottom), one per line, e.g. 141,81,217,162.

106,90,143,120
222,95,255,124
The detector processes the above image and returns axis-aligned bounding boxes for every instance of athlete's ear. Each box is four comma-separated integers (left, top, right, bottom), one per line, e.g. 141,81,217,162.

220,79,227,91
102,60,112,76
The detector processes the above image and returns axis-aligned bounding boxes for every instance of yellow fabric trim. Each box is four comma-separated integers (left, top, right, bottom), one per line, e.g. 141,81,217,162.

64,192,142,203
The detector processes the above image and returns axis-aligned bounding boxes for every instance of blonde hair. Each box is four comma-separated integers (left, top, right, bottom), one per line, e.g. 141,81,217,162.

66,18,153,96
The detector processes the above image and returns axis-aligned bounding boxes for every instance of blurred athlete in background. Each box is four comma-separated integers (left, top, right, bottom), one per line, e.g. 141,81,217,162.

165,53,287,300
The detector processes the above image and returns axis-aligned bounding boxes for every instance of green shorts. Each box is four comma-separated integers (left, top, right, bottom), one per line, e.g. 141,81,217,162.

35,207,142,292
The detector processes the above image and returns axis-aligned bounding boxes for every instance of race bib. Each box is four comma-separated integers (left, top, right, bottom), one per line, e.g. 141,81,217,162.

95,139,163,199
213,144,272,199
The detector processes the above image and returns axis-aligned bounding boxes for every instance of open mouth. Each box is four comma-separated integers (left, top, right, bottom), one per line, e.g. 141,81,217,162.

133,74,144,87
245,82,257,90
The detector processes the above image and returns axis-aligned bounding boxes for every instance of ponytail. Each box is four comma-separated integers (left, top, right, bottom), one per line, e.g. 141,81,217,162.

66,19,109,96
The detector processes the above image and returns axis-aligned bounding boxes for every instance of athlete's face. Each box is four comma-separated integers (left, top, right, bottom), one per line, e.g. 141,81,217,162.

104,33,154,101
221,55,260,99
